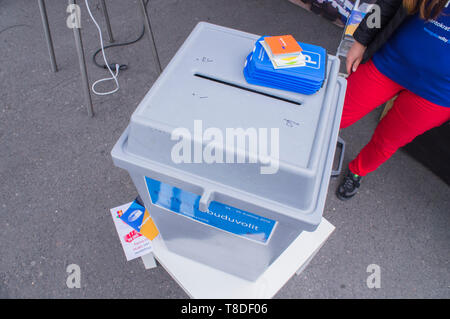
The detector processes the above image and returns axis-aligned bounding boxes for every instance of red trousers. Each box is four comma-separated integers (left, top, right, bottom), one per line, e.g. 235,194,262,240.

341,60,450,176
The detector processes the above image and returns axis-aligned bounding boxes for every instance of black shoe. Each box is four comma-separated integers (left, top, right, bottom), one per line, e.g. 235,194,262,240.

336,170,362,201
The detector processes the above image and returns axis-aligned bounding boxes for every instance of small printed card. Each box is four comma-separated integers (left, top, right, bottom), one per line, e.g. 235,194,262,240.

110,202,154,261
263,35,302,56
260,40,306,69
119,199,159,241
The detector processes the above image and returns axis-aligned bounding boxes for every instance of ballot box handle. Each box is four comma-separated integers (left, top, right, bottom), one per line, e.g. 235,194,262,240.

331,136,345,177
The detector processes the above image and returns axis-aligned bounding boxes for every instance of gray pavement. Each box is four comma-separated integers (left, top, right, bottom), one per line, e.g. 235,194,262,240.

0,0,449,298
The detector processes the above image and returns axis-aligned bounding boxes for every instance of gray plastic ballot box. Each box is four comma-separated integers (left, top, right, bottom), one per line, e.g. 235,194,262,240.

112,22,346,281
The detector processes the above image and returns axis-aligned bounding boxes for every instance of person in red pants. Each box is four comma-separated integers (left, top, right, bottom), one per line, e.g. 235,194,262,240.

337,0,450,200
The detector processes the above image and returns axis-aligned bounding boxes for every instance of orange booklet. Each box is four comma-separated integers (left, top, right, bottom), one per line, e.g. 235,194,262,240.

264,35,302,56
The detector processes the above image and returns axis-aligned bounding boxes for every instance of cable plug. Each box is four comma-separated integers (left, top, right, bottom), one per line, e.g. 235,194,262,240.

104,64,128,71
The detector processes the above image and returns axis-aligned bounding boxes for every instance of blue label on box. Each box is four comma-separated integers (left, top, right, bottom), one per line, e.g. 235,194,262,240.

144,176,277,244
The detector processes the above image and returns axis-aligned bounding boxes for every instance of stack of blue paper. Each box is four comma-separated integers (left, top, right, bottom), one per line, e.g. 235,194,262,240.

243,36,327,95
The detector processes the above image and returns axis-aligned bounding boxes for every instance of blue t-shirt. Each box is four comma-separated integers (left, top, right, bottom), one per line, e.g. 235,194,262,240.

373,5,450,107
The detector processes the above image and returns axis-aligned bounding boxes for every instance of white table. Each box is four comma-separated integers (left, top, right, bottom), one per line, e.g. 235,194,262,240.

142,218,335,299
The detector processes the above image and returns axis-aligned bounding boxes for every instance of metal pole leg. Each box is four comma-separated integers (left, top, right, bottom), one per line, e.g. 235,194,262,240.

100,0,114,43
70,0,94,117
38,0,58,72
139,0,162,74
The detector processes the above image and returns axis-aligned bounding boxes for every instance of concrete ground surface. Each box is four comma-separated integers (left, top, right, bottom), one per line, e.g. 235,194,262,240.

0,0,449,299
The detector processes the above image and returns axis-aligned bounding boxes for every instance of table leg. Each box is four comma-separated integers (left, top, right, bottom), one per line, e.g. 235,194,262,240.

141,253,157,270
100,0,114,43
70,0,94,117
38,0,58,72
139,0,162,74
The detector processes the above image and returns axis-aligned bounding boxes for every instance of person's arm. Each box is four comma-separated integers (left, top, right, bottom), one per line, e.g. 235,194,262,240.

347,0,403,74
346,41,367,74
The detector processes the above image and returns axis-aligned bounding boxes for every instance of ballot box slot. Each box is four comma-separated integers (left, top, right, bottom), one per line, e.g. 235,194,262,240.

194,73,302,106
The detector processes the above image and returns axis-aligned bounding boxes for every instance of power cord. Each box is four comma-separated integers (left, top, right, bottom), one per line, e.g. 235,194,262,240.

91,0,150,73
85,0,119,95
92,26,145,72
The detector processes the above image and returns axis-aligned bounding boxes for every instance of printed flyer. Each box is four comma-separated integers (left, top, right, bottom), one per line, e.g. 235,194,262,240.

110,202,154,261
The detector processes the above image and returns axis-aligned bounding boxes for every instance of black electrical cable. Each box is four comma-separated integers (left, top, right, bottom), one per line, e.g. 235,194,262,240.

92,0,149,72
92,25,145,71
